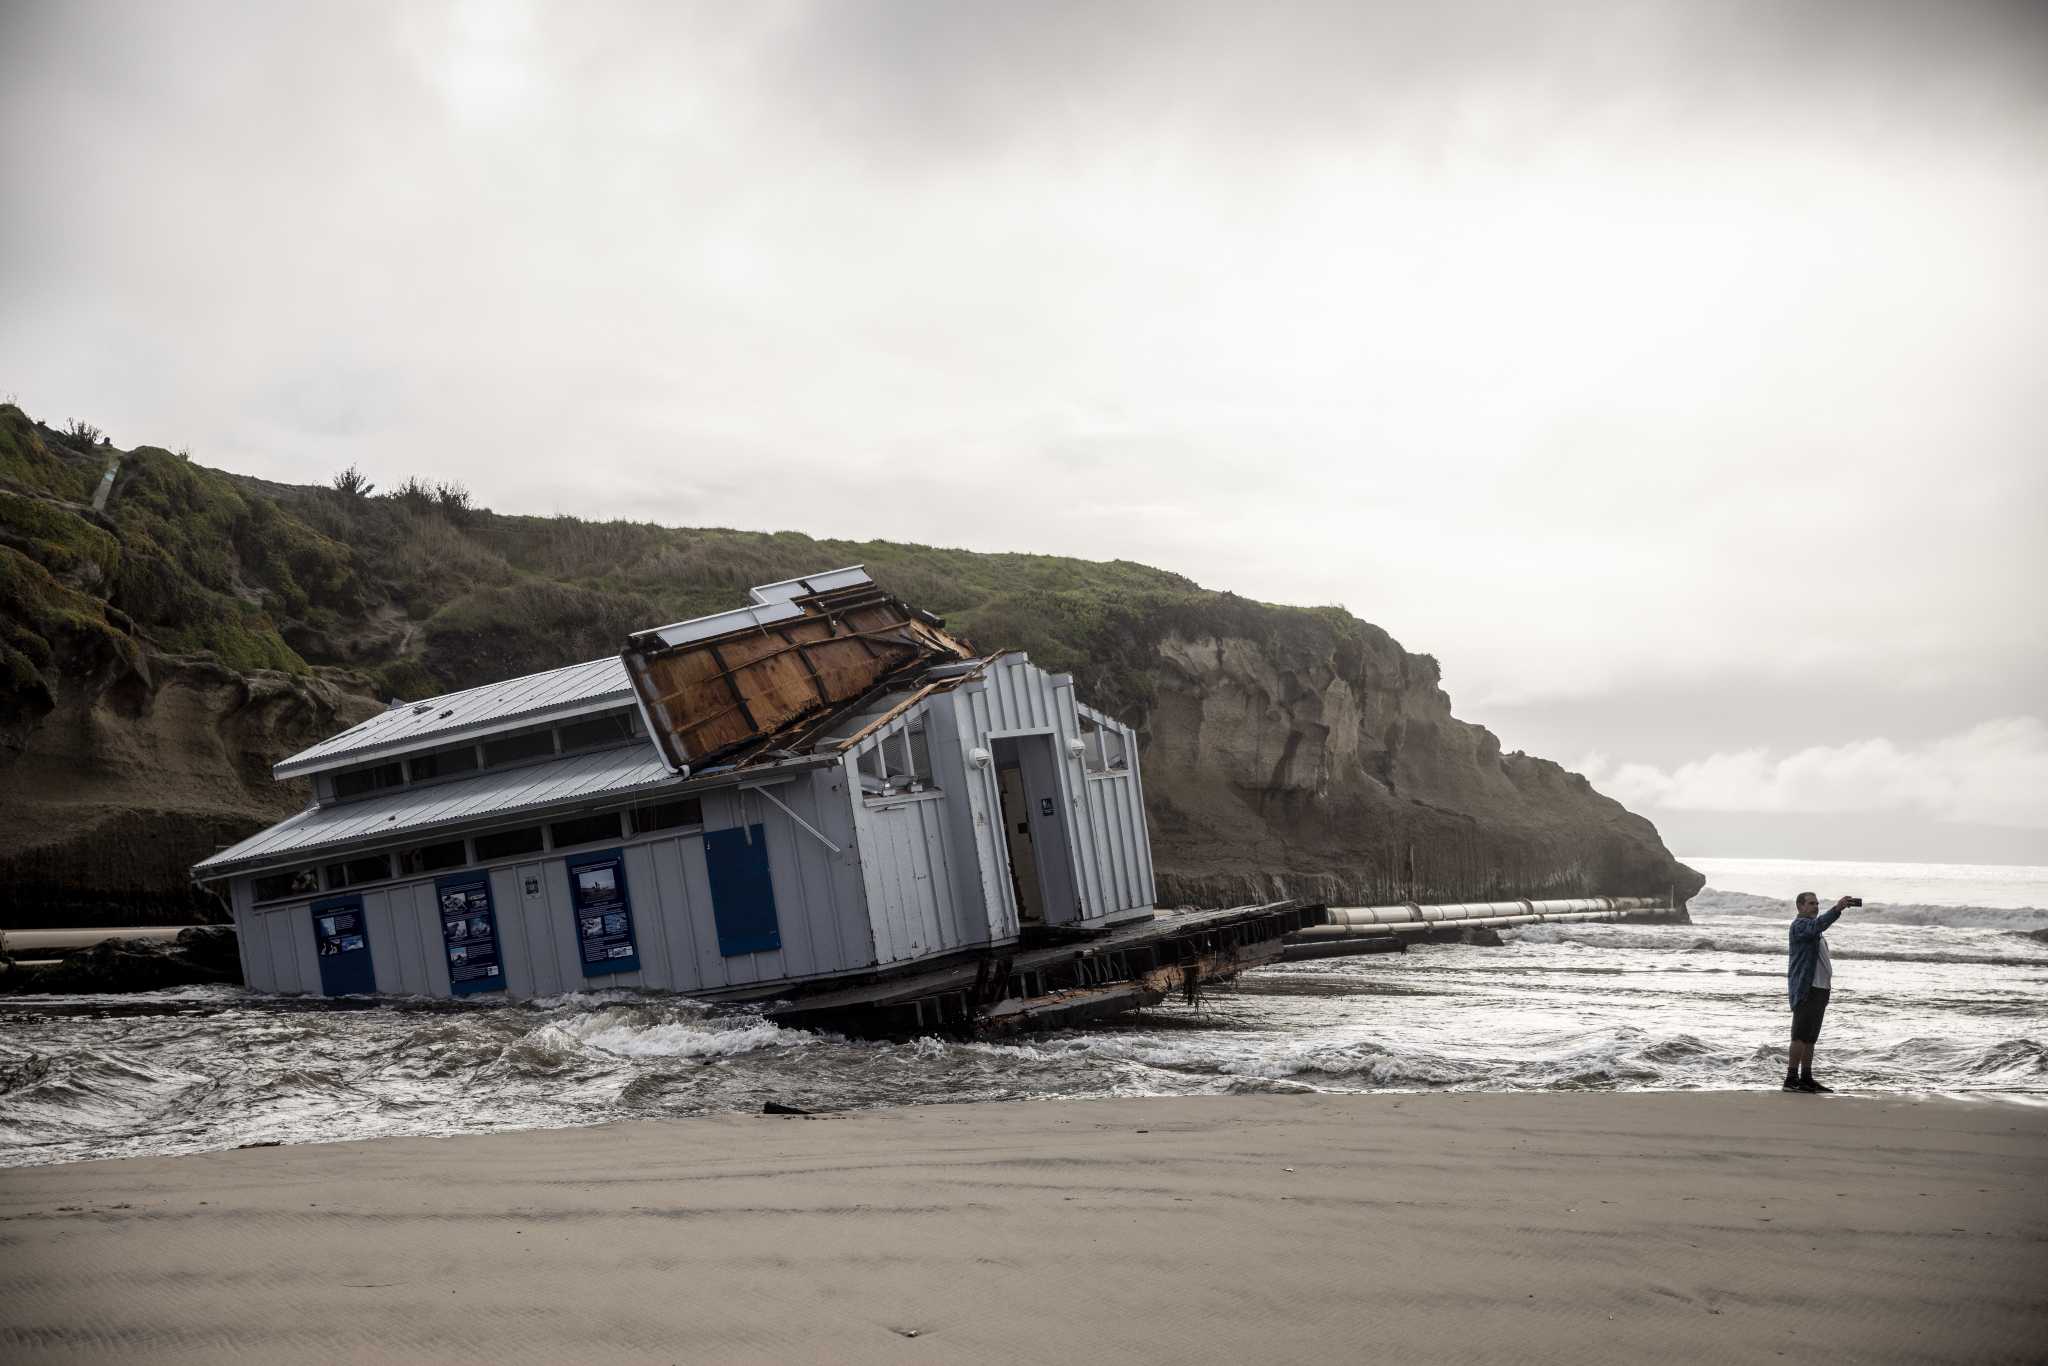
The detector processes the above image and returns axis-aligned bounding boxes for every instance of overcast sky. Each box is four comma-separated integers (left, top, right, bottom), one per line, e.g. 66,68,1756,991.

4,1,2044,863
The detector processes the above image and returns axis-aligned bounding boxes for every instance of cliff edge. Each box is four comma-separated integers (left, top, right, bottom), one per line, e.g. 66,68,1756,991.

0,404,1699,924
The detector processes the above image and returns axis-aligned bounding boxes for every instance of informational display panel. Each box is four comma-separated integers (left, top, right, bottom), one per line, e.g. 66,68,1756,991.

564,848,639,976
435,871,506,995
310,896,376,995
705,824,781,957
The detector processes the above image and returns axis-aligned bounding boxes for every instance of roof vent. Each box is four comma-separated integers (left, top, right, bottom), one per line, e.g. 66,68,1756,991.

412,702,433,715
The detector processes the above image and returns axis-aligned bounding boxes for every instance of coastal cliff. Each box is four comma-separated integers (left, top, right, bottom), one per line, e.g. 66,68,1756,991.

0,404,1699,924
1139,632,1689,907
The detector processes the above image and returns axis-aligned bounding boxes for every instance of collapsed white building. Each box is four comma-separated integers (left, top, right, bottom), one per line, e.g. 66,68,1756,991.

194,569,1167,1008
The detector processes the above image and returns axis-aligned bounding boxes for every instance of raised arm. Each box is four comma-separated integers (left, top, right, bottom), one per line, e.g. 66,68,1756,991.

1791,908,1842,941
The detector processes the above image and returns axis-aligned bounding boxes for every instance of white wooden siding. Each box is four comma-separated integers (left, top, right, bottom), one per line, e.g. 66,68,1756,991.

227,766,878,1000
225,654,1156,1001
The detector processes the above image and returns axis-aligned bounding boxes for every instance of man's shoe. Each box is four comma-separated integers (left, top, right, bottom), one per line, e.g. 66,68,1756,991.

1781,1078,1806,1092
1799,1078,1833,1093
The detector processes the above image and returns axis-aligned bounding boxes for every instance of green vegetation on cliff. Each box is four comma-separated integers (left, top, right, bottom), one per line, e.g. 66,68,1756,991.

0,401,1391,725
0,400,1697,921
0,408,312,682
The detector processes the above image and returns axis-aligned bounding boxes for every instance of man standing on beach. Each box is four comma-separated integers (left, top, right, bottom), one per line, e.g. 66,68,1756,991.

1786,892,1854,1093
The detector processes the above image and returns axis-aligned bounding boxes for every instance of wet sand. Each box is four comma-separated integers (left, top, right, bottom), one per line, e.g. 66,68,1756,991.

2,1092,2043,1364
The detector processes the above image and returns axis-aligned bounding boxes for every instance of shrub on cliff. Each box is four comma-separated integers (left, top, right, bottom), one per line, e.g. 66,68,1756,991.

433,479,473,524
330,465,375,497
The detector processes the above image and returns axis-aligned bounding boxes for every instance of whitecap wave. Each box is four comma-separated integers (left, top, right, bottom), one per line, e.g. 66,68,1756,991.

4,895,2043,1167
569,1014,812,1060
1693,888,2048,928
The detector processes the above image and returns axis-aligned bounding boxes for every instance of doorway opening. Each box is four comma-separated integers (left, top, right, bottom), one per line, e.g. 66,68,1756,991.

991,734,1078,927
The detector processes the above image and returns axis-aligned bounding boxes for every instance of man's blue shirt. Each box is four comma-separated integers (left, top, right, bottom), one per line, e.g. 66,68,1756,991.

1787,908,1841,1008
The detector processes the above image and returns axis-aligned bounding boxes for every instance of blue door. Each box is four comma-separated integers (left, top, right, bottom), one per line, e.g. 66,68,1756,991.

311,897,376,995
705,824,781,957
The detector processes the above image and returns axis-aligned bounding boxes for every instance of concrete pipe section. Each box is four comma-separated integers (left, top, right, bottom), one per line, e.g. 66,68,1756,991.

1292,896,1671,941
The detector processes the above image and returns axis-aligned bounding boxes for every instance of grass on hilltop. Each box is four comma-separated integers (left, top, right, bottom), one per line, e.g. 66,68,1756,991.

0,402,1403,720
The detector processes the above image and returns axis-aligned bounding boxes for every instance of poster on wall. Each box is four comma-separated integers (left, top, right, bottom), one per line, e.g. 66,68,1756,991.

310,897,375,995
435,872,505,995
565,848,639,976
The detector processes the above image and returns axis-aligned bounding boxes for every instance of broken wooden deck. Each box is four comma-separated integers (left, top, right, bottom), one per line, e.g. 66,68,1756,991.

761,900,1326,1038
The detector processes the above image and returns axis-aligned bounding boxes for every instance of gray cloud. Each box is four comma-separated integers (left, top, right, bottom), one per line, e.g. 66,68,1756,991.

4,0,2044,860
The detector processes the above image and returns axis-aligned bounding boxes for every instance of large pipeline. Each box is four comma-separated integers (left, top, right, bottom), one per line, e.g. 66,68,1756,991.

1288,896,1672,942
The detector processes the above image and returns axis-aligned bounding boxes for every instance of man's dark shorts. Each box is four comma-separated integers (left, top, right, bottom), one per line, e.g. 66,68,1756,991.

1791,986,1832,1044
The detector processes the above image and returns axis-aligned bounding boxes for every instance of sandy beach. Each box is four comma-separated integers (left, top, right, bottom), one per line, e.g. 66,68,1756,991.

2,1092,2042,1364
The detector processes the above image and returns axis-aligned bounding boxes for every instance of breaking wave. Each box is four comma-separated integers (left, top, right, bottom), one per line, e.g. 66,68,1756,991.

3,866,2043,1167
1503,922,2047,967
1692,888,2048,929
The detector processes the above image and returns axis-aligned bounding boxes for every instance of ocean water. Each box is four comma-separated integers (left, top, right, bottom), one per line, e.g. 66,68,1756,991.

1679,855,2048,912
2,858,2042,1168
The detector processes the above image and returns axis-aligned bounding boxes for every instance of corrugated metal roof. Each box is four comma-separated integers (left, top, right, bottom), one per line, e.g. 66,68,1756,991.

199,745,686,876
273,657,632,779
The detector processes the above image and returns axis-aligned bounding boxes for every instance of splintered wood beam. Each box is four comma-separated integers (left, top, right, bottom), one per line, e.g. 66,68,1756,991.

832,680,946,751
703,640,760,734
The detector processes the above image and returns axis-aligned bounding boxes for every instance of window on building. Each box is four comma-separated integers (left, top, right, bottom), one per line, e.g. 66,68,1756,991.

408,745,479,782
398,839,469,876
631,797,703,833
333,761,404,800
482,729,557,767
856,745,888,795
1102,727,1128,772
862,724,935,798
1079,713,1129,774
557,712,638,753
549,811,622,849
323,854,392,889
252,866,319,903
474,826,544,861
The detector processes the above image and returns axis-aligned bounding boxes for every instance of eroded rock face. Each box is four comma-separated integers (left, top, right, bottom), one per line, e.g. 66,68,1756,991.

1139,633,1699,913
0,407,1695,926
0,653,379,925
0,619,1697,926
